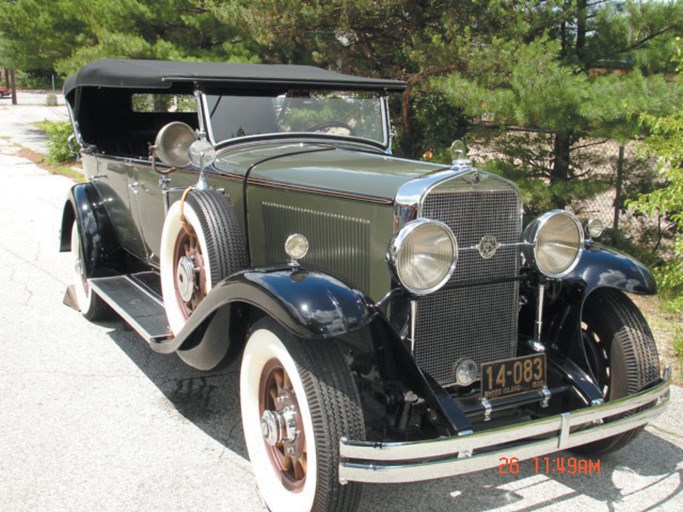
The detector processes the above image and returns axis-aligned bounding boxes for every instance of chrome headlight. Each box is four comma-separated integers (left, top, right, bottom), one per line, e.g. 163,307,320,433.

388,219,458,295
523,210,583,278
584,218,605,239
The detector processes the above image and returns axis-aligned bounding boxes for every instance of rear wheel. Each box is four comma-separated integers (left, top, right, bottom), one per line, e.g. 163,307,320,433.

70,222,109,321
240,318,365,512
573,289,660,455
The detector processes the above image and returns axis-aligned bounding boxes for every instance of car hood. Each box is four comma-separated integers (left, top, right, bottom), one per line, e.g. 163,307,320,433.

213,141,449,203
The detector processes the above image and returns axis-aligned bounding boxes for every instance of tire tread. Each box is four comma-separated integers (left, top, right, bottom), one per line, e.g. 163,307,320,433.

574,289,659,455
184,190,248,283
250,318,364,512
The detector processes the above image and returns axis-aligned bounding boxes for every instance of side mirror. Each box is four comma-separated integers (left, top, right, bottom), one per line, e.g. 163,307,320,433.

151,122,197,169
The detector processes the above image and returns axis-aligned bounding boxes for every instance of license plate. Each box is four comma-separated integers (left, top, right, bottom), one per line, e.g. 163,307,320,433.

481,354,546,399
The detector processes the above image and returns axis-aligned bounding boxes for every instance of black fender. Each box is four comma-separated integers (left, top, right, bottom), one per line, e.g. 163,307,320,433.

156,266,379,356
167,265,467,433
563,243,656,297
540,243,656,353
59,183,125,277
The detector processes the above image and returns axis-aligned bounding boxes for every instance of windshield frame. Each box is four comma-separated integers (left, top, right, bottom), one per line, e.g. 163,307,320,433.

199,88,392,151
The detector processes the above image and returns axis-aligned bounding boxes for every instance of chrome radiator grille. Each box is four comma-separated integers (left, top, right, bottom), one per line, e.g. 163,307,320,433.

413,172,522,387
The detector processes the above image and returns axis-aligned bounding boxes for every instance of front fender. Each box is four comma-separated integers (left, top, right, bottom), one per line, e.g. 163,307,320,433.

541,243,656,352
59,183,125,277
156,266,378,355
167,266,467,433
563,243,656,297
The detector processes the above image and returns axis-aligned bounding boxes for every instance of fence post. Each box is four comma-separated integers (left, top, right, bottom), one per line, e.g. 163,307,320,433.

613,143,626,232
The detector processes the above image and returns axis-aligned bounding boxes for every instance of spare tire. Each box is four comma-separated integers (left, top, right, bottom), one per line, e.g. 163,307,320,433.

160,189,248,335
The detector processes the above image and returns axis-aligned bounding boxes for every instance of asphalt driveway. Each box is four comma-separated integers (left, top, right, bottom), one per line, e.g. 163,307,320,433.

0,99,681,511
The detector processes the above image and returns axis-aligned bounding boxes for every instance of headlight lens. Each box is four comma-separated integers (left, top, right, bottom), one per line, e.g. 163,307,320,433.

388,219,458,295
523,210,583,278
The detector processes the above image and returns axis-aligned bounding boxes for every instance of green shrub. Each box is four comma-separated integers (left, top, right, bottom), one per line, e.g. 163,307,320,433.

36,120,76,164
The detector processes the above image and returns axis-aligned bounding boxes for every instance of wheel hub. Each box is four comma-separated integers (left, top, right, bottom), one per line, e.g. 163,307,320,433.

176,256,196,302
261,403,299,446
258,364,307,489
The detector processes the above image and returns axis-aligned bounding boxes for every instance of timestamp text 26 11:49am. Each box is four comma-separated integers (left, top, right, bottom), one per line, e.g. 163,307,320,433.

499,456,601,475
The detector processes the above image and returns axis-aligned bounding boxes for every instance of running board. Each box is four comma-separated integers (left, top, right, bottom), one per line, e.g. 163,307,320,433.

89,275,170,343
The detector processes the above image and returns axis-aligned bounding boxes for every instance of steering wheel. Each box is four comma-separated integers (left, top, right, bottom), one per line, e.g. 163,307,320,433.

305,121,356,136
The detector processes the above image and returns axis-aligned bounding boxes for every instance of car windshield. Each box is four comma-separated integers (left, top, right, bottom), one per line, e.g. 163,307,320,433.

205,89,386,146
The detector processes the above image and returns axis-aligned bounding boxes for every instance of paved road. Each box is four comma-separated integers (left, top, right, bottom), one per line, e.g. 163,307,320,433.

0,101,681,511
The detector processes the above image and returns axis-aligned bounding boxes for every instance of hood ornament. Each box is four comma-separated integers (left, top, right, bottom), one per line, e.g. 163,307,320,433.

450,140,472,171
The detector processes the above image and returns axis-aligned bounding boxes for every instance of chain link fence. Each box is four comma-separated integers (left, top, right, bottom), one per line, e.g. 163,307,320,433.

470,129,667,260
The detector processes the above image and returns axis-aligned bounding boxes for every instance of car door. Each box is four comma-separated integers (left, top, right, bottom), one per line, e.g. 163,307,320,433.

130,162,196,267
92,154,147,259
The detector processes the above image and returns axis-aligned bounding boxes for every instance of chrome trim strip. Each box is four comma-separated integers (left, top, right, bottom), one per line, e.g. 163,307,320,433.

558,413,571,449
409,300,417,353
393,170,458,229
459,240,533,253
246,176,393,205
393,168,522,231
339,375,670,483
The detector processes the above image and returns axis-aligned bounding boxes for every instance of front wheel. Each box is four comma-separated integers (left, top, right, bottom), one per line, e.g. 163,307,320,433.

240,319,365,512
573,289,660,455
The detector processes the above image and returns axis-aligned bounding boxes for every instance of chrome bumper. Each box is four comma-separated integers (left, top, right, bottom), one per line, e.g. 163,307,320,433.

339,371,671,484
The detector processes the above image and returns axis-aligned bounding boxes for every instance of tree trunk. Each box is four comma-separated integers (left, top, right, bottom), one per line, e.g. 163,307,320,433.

613,144,626,232
10,69,17,105
551,131,572,208
576,0,587,61
401,85,416,158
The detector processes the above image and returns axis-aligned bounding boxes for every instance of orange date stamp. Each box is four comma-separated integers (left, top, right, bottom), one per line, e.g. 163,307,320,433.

498,456,601,475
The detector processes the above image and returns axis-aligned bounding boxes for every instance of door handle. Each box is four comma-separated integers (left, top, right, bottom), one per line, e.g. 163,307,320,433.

129,181,140,194
90,174,107,183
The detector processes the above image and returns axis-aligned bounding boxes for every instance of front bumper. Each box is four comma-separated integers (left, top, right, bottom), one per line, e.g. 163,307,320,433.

339,369,671,484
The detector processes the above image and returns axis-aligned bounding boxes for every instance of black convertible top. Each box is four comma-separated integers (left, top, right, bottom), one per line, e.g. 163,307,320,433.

64,59,406,96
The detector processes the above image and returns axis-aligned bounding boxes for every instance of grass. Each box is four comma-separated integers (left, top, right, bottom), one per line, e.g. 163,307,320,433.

673,328,683,381
17,146,84,182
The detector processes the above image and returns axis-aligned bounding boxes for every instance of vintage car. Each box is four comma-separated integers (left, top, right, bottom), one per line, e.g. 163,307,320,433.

60,59,670,512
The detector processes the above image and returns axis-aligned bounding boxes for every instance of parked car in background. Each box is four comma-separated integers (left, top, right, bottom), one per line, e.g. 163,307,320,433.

60,59,671,512
0,86,9,99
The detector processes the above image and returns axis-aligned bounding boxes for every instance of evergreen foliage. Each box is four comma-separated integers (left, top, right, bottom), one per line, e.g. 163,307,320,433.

2,0,683,283
0,0,263,76
629,41,683,309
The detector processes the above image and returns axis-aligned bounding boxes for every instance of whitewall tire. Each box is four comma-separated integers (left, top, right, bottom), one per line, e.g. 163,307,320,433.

240,318,365,512
70,222,109,320
159,189,246,335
